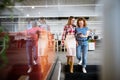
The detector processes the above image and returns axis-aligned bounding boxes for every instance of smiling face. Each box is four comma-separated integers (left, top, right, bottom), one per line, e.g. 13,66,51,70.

77,17,87,28
71,18,75,25
78,20,84,28
67,16,75,25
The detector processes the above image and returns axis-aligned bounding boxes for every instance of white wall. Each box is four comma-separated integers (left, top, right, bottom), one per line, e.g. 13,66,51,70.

1,17,103,40
4,18,103,40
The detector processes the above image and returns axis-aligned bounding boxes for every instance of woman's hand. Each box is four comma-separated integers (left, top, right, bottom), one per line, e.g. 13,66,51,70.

80,30,90,38
80,34,85,37
80,34,83,37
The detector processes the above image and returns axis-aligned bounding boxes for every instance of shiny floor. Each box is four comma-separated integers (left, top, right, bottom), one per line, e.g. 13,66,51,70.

0,40,102,80
0,39,55,80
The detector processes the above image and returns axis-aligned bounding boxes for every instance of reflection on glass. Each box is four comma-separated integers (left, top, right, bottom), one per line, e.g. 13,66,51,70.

0,28,55,80
38,29,55,80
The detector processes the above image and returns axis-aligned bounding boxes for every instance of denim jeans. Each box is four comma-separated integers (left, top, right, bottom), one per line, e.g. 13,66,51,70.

26,40,38,66
76,41,88,68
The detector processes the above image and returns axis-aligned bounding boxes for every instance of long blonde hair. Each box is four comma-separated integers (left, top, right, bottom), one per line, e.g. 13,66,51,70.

67,16,74,26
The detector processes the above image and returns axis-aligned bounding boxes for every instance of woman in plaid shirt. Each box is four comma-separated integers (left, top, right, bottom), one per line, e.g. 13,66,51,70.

62,16,76,73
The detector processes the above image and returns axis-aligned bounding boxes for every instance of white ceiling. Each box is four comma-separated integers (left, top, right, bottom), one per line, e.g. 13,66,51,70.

22,0,97,5
1,0,102,17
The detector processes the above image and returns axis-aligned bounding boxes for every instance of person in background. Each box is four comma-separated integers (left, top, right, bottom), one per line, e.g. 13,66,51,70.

27,19,32,30
75,17,90,73
62,16,76,73
39,17,50,31
22,21,41,73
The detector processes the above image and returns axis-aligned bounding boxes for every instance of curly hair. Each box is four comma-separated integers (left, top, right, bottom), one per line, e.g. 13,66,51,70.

77,17,87,27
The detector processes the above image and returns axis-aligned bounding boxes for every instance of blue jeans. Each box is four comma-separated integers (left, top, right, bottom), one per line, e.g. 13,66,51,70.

76,42,88,68
26,40,38,66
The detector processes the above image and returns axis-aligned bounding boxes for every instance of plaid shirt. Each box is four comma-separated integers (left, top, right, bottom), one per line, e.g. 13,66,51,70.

62,25,76,40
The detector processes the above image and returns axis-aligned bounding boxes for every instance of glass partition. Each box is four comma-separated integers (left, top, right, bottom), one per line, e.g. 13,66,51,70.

0,28,56,80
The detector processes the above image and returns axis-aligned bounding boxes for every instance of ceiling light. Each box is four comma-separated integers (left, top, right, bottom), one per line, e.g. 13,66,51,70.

32,6,35,9
45,5,48,8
